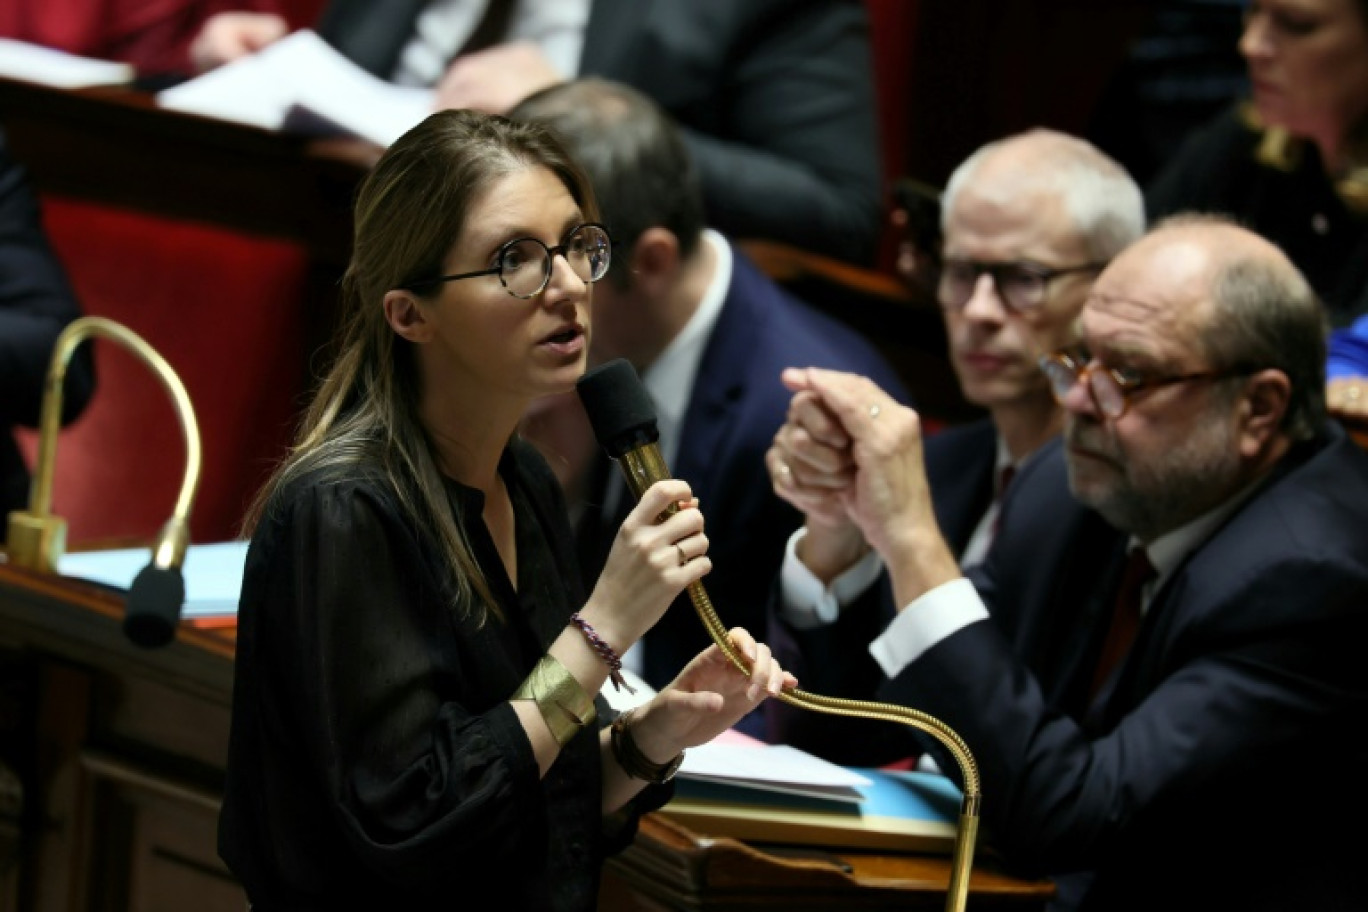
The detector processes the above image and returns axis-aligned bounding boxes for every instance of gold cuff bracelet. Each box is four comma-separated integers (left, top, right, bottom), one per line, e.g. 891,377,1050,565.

512,654,596,747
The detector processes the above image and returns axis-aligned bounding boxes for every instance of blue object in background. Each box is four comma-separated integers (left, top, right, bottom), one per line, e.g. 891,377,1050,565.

1328,314,1368,379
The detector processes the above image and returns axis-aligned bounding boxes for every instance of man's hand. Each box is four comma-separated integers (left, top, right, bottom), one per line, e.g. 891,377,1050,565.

781,367,959,606
189,12,289,73
434,41,563,113
767,388,869,582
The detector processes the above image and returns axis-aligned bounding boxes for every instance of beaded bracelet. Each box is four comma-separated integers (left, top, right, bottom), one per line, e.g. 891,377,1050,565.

569,612,635,695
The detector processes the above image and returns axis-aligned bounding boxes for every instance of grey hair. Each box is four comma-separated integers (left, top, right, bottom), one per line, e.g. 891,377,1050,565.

941,128,1145,262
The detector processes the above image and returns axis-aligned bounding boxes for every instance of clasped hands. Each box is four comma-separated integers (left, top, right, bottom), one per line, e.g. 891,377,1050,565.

766,367,959,604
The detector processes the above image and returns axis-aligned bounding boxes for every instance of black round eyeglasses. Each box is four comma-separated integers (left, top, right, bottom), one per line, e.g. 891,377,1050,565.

399,222,612,299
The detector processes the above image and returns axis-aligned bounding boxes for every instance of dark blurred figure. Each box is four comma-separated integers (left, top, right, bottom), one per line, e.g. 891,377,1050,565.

1146,0,1368,330
185,0,884,265
0,127,95,516
1087,0,1249,185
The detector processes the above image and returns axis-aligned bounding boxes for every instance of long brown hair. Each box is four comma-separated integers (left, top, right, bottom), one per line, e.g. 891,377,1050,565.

245,109,597,623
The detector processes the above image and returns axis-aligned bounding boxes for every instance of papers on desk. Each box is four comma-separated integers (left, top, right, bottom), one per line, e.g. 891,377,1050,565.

0,39,135,88
656,725,960,852
57,540,248,620
664,766,962,853
157,30,433,147
597,663,871,802
680,741,872,803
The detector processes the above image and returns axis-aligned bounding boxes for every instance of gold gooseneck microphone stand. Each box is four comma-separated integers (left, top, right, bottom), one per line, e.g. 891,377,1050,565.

579,358,980,912
5,316,203,647
612,443,980,912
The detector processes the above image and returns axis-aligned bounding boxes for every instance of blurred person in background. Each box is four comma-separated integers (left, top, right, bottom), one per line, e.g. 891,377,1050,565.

1147,0,1368,328
186,0,884,265
0,126,95,516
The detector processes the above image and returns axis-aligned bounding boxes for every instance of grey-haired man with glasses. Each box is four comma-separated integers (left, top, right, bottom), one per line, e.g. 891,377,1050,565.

764,214,1368,911
771,128,1144,627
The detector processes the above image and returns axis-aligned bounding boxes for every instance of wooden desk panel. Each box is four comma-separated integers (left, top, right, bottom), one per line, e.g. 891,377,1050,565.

0,564,238,912
601,814,1053,911
0,563,1053,911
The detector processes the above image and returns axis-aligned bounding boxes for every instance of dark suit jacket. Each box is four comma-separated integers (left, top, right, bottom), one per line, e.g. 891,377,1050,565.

314,0,883,264
923,417,997,559
576,243,908,709
0,128,94,514
773,426,1368,911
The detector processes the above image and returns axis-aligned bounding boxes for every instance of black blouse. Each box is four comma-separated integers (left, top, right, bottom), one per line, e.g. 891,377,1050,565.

1147,103,1368,329
218,438,658,911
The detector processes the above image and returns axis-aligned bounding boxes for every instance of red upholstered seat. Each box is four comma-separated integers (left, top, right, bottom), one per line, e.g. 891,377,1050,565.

16,198,312,545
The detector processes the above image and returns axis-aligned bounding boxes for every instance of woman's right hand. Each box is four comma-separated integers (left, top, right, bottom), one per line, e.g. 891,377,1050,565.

581,479,709,649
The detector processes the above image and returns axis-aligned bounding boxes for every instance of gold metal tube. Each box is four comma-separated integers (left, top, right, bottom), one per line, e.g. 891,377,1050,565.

617,447,981,912
5,316,202,572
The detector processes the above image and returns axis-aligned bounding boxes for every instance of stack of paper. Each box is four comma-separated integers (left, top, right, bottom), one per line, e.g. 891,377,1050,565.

156,29,432,147
678,740,872,803
0,38,134,88
664,764,963,853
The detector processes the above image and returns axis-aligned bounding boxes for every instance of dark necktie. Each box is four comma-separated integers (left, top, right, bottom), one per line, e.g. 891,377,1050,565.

1087,546,1156,703
453,0,516,59
990,464,1016,539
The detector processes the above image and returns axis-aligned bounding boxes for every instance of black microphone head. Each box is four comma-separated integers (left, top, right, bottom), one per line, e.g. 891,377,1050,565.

123,564,185,648
577,359,660,458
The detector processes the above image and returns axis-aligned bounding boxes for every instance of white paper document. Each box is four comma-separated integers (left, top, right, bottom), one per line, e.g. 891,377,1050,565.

156,29,433,147
678,740,873,804
0,38,135,88
58,540,248,618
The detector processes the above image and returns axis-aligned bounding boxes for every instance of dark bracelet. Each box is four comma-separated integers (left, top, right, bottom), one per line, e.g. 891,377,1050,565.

610,708,684,784
569,612,635,694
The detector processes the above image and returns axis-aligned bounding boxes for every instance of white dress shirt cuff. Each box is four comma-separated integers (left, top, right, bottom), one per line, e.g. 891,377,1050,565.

777,528,885,629
869,578,987,678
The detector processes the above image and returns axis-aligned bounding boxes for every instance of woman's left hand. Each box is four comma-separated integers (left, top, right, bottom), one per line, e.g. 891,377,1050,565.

627,628,797,762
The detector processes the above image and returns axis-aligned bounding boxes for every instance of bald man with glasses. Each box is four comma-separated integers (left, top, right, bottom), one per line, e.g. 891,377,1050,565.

765,214,1368,912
